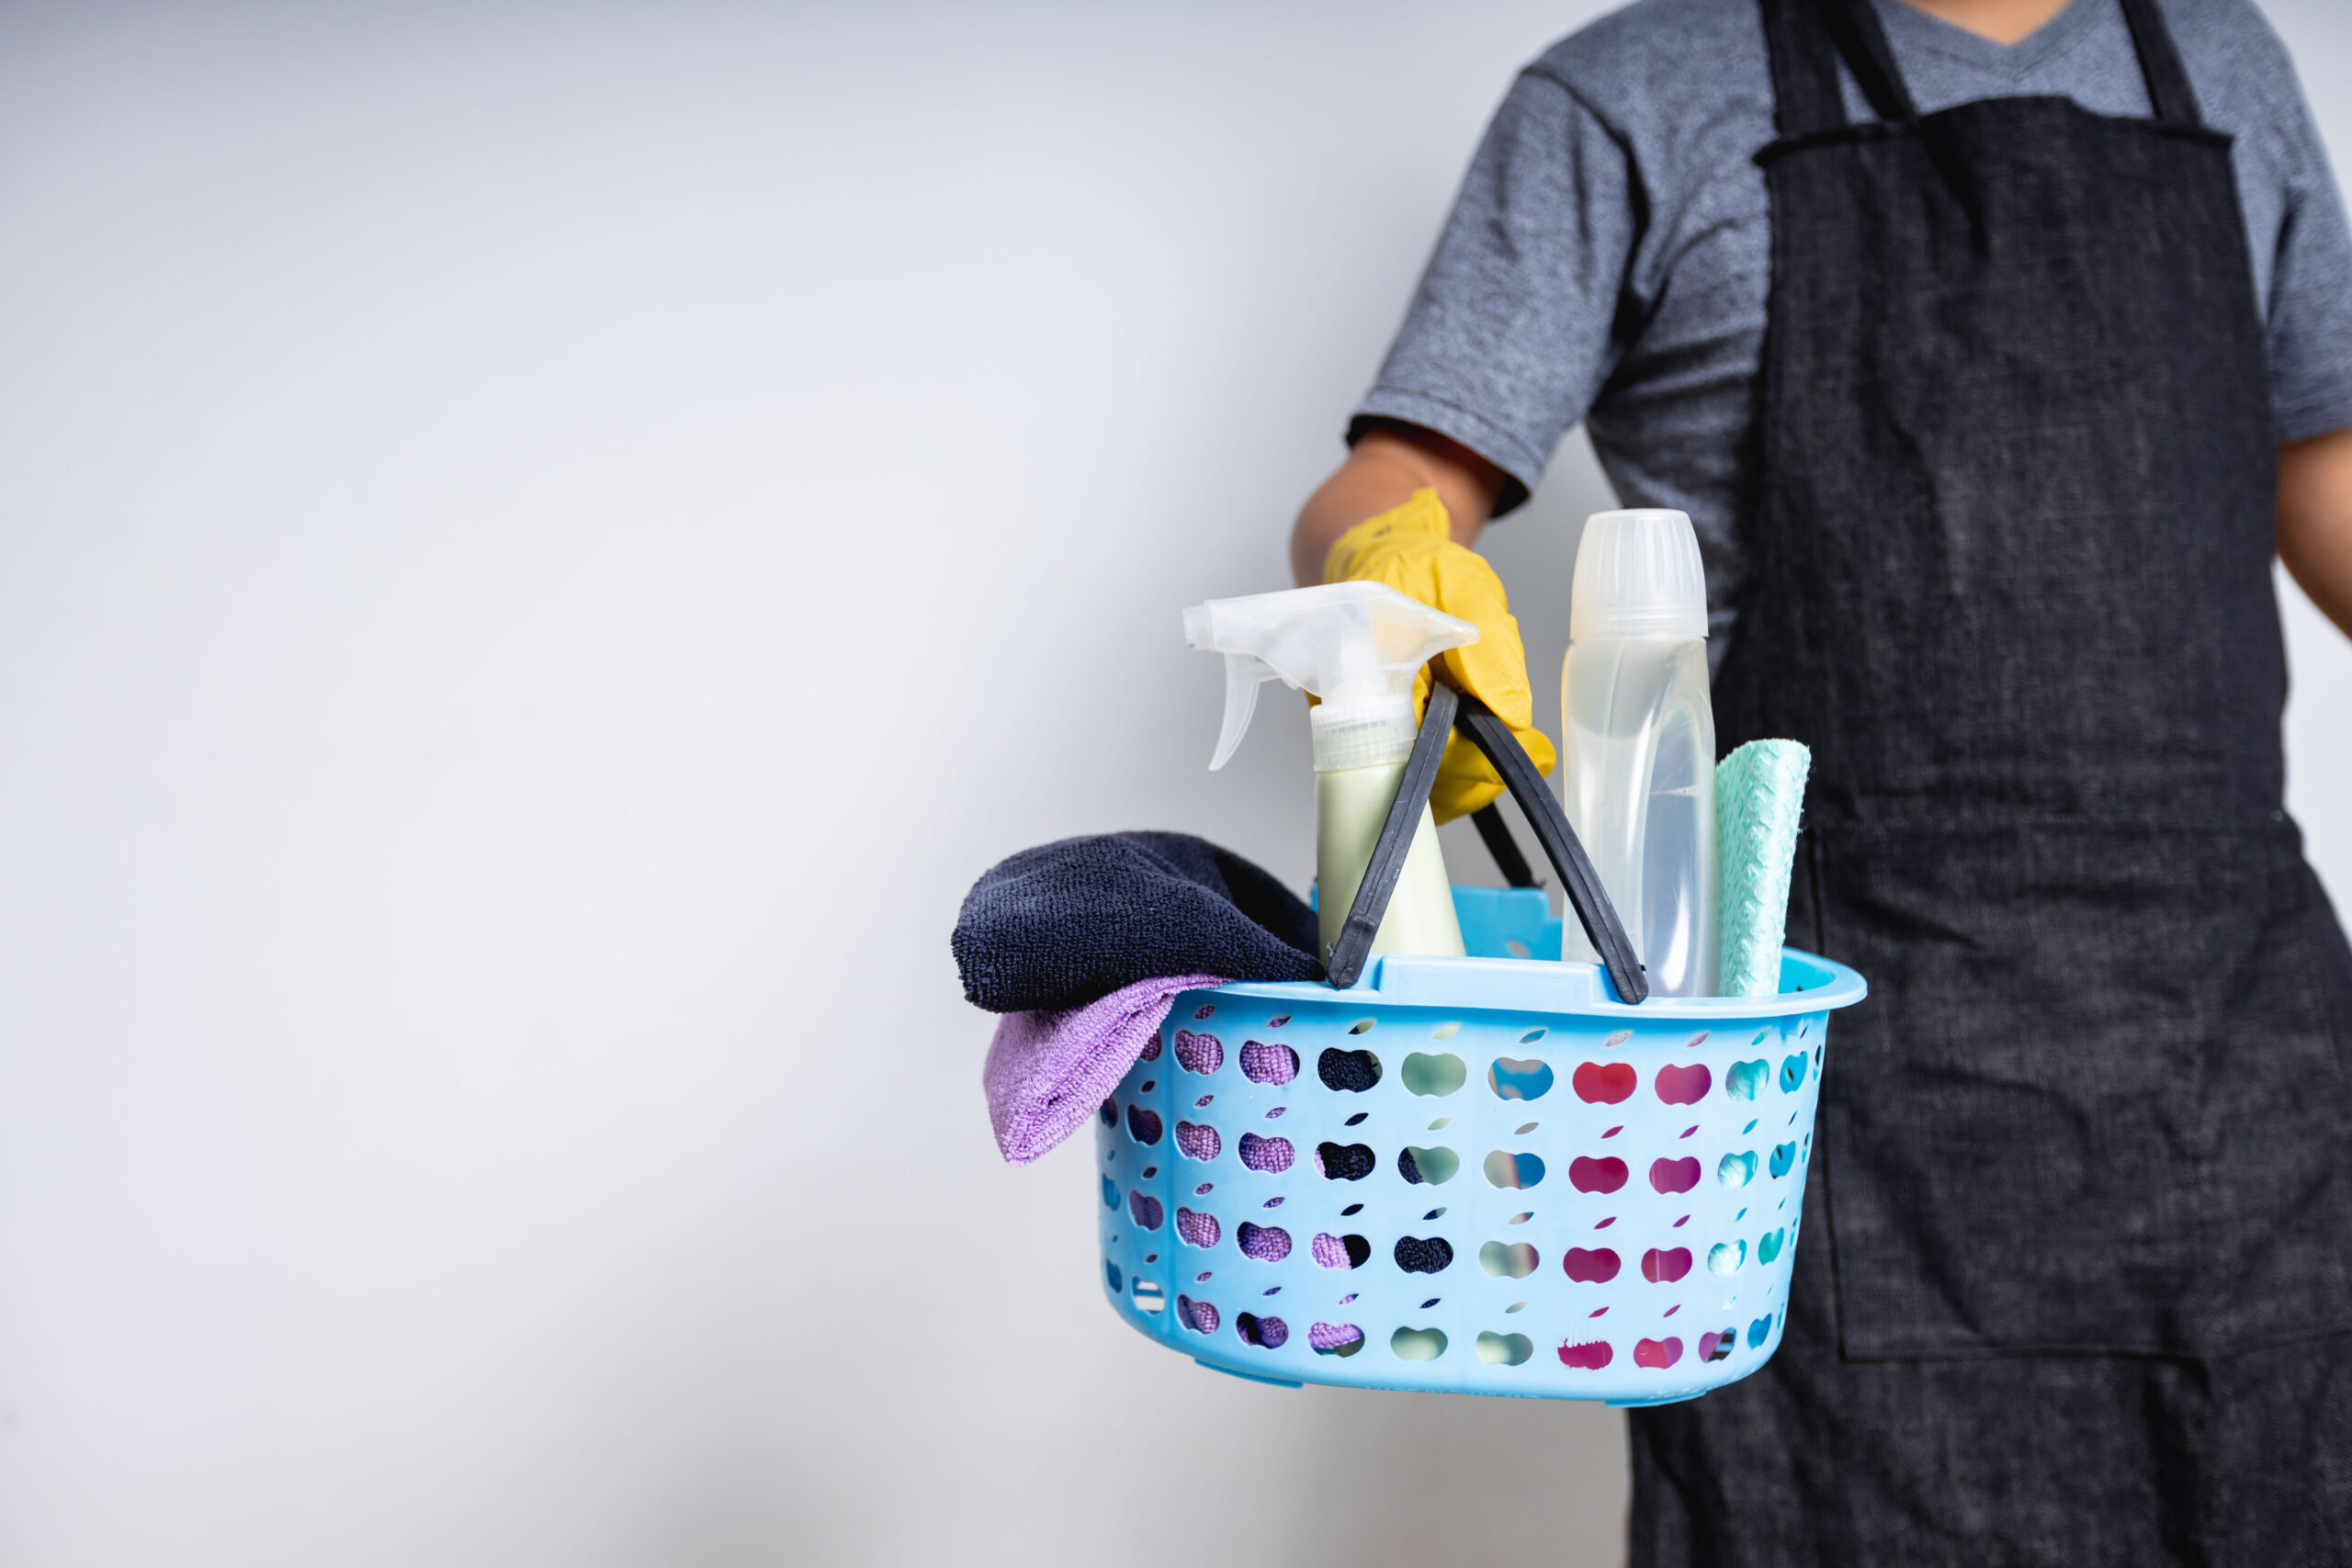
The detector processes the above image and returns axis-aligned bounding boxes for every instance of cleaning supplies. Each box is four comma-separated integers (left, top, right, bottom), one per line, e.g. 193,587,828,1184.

953,832,1321,1012
1560,509,1720,997
983,972,1230,1164
1185,581,1473,964
1715,740,1812,997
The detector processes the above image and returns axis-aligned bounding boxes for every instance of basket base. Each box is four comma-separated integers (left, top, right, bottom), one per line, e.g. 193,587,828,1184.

1194,1359,1303,1390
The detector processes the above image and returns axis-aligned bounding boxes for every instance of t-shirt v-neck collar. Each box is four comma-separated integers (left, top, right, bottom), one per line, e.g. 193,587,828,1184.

1867,0,2111,80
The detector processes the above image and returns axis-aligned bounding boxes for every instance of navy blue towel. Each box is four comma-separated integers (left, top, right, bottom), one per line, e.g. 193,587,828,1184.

953,831,1323,1013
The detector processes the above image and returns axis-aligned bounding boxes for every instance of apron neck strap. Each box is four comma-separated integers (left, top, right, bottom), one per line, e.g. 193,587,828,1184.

1762,0,2205,138
2115,0,2204,128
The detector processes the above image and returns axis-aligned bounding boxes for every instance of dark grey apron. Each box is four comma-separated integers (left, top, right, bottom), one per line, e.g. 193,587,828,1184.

1631,0,2352,1559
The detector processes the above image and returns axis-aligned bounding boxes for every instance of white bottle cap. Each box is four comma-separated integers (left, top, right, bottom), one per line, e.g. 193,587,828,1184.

1569,508,1708,640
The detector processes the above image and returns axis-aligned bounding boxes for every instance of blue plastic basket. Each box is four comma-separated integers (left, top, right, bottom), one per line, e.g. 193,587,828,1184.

1094,886,1866,1403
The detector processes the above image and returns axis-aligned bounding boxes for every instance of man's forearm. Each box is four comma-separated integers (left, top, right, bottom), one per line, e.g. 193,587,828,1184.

2278,427,2352,639
1291,426,1510,586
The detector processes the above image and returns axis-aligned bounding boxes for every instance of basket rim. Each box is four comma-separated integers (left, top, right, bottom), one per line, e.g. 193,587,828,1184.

1191,946,1866,1021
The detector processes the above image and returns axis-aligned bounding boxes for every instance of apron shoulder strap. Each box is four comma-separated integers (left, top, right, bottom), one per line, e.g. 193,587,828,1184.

1767,0,2202,135
1760,0,1848,136
1760,0,1918,137
2115,0,2204,128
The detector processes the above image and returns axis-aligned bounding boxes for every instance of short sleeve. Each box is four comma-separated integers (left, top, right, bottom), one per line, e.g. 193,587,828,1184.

1351,70,1641,515
2262,73,2352,441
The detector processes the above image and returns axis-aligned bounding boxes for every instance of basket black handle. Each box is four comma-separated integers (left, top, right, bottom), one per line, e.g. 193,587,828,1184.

1325,676,1649,1004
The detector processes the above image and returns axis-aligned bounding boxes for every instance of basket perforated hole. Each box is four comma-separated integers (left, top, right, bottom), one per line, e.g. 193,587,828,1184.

1235,1313,1287,1348
1430,1021,1462,1041
1557,1340,1612,1370
1311,1232,1371,1269
1175,1208,1220,1248
1476,1331,1534,1367
1483,1150,1546,1190
1508,1211,1532,1225
1176,1294,1219,1334
1344,1111,1368,1126
1396,1145,1459,1185
1479,1241,1539,1279
1392,1327,1447,1361
1519,1028,1546,1044
1309,1323,1364,1357
1102,1176,1117,1209
1317,1048,1382,1092
1238,1223,1293,1262
1238,1133,1295,1173
1133,1281,1165,1313
1571,1161,1627,1194
1427,1116,1453,1131
1505,939,1532,958
1420,1296,1440,1309
1341,1202,1363,1216
1142,1167,1157,1179
1125,1106,1162,1145
1603,1029,1633,1050
1240,1041,1299,1086
1515,1121,1539,1135
1193,1004,1216,1021
1401,1052,1467,1097
1315,1143,1375,1181
1656,1064,1712,1105
1726,1059,1769,1100
1174,1122,1219,1161
1650,1157,1702,1194
1488,1057,1555,1100
1710,1241,1747,1276
1194,1182,1214,1195
1563,1247,1621,1282
1718,1152,1758,1188
1421,1206,1445,1221
1505,1301,1527,1314
1100,1100,1116,1126
1266,1014,1291,1029
1139,1079,1155,1094
1105,1261,1123,1292
1128,1192,1164,1230
1642,1247,1693,1283
1393,1236,1453,1274
1347,1019,1376,1035
1172,1030,1223,1075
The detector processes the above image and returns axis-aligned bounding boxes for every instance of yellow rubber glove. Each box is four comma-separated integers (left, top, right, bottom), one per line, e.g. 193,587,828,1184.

1323,488,1556,823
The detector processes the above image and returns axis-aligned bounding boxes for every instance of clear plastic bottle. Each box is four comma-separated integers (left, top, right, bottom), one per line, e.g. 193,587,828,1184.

1560,510,1719,997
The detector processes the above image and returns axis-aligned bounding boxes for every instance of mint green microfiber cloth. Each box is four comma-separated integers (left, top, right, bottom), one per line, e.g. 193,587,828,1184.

1716,740,1812,997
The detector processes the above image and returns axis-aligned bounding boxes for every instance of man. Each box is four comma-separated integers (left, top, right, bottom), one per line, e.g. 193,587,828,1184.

1295,0,2352,1559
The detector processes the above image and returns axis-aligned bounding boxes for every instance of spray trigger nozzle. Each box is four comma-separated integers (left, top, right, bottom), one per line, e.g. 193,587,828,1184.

1210,653,1282,771
1182,582,1476,773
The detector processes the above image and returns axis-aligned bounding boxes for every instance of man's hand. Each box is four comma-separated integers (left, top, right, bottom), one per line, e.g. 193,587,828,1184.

2280,427,2352,638
1295,427,1552,821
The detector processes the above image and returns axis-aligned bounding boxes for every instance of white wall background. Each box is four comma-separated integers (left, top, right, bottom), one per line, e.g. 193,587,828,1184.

0,3,2346,1564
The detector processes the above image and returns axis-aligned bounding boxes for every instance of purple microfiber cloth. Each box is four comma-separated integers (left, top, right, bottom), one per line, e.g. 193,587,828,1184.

983,973,1227,1165
952,831,1320,1014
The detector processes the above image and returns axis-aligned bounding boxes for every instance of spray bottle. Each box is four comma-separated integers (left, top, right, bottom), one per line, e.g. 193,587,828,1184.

1559,509,1719,996
1184,581,1472,964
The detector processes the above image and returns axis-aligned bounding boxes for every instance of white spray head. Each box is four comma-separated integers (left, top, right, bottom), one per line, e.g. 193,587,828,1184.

1182,581,1477,773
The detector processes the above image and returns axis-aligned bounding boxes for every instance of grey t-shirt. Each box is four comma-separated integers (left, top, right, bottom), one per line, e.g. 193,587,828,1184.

1354,0,2352,646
